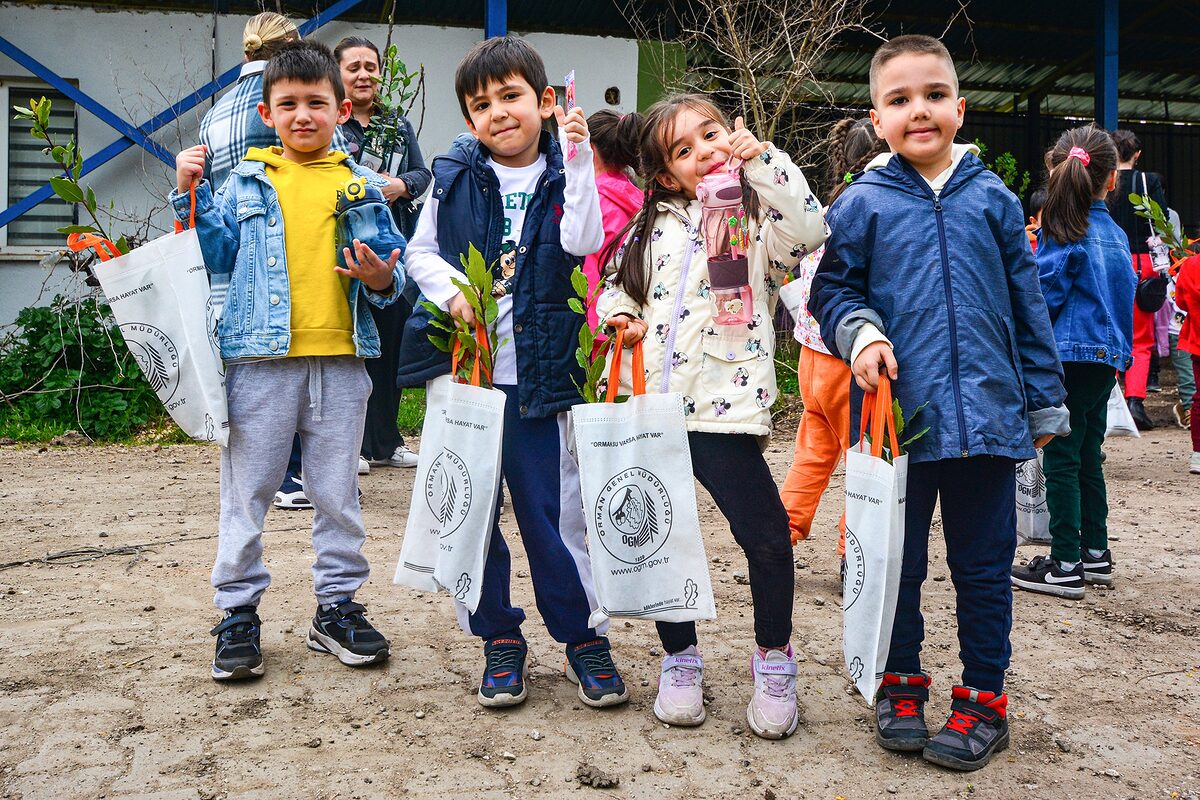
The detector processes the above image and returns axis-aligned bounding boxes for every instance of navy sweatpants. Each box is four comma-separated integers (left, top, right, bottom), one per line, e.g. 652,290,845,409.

456,384,602,644
885,456,1017,694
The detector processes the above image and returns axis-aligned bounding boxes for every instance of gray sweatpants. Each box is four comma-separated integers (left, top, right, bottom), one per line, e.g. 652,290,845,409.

213,356,372,610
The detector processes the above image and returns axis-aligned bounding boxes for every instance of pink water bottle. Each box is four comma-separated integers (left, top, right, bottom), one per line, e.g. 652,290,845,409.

696,159,753,326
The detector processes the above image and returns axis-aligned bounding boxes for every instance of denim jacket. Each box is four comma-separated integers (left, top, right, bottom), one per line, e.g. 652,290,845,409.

169,157,405,361
1036,202,1136,371
809,152,1068,464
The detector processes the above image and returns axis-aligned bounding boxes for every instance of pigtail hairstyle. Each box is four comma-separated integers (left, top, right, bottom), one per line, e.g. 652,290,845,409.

1042,126,1118,245
588,110,642,174
824,117,888,205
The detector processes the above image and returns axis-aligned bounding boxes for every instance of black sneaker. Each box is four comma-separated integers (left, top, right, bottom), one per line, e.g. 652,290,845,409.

273,474,312,510
478,636,529,708
1081,549,1114,586
874,671,931,751
565,636,630,708
210,606,264,681
306,600,390,666
838,558,847,597
923,686,1010,771
1011,554,1085,600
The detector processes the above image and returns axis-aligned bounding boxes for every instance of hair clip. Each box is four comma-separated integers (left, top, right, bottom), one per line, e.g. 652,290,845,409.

843,171,854,184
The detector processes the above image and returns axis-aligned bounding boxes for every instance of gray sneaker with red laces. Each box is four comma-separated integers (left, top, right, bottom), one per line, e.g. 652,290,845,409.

874,671,931,751
923,686,1010,771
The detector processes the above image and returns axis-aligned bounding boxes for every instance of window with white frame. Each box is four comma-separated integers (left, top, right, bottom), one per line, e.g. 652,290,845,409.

2,83,77,250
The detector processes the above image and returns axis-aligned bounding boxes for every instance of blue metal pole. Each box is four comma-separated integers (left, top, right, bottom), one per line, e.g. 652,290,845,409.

484,0,508,38
1096,0,1119,130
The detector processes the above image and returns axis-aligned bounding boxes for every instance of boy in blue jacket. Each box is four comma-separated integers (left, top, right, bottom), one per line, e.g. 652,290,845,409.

397,36,628,710
809,35,1069,771
172,41,405,682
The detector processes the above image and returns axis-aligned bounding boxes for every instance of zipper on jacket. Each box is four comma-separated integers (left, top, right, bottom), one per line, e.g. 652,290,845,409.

933,197,970,458
660,222,699,394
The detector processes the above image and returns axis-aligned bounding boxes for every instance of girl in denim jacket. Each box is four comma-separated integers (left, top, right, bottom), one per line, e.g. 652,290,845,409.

1011,126,1136,600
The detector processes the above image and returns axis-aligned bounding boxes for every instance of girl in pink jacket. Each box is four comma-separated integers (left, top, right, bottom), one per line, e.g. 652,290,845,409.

583,110,644,332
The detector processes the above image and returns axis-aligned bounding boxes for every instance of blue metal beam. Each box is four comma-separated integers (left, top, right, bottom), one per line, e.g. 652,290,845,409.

1095,0,1119,129
0,35,174,164
1,0,366,231
484,0,508,38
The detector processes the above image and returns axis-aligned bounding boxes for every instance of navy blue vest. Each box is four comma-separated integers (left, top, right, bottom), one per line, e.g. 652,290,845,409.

396,132,585,418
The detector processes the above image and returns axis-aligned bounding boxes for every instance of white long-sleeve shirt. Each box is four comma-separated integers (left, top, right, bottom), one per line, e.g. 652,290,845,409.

404,135,603,384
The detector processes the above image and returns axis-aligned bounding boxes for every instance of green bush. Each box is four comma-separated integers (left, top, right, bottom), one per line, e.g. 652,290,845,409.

0,296,165,439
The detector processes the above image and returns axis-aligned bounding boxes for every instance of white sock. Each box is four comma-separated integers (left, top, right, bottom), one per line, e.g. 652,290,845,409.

1057,559,1079,572
1085,548,1106,560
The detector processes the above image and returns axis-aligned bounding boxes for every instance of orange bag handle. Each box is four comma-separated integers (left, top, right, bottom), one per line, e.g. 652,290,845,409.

858,373,901,459
173,182,197,233
603,321,646,402
66,232,121,262
67,184,198,262
450,319,492,387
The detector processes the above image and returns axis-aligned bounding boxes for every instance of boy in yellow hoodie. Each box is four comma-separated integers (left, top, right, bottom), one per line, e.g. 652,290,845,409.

171,40,405,681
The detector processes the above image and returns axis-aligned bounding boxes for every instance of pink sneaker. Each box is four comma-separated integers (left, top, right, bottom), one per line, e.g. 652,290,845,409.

653,646,705,726
746,645,799,739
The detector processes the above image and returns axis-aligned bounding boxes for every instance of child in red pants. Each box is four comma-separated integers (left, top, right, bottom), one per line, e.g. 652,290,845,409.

1172,254,1200,473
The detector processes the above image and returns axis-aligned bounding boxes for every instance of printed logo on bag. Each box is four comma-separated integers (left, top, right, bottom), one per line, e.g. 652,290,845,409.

425,448,472,534
119,322,180,401
843,524,866,610
1015,459,1046,510
594,468,673,565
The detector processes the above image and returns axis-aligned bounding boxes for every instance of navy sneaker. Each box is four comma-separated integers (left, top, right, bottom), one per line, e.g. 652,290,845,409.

564,637,630,708
1011,554,1085,600
306,600,390,666
874,671,931,751
210,606,264,681
478,636,529,708
273,474,312,510
923,686,1010,771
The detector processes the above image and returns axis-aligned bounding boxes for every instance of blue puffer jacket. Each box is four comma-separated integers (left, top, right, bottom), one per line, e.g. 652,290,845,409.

1036,202,1136,371
808,152,1067,464
395,132,584,418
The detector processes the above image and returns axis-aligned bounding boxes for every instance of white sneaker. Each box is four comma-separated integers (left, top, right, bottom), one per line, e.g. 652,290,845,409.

653,646,706,726
358,457,370,475
368,445,419,468
746,645,799,739
1190,452,1200,475
387,445,419,468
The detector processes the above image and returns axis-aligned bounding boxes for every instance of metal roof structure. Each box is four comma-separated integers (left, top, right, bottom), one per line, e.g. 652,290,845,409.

24,0,1197,122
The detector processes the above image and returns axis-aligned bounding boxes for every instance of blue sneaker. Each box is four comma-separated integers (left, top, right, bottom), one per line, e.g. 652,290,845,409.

478,636,528,708
564,636,630,708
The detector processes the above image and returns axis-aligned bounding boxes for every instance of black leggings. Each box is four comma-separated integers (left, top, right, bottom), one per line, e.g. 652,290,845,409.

656,431,794,653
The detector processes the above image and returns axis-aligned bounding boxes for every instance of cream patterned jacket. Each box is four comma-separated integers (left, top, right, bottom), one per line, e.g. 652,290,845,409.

598,144,827,436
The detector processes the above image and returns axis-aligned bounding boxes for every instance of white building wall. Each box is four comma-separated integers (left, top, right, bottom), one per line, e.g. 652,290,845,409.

0,3,639,324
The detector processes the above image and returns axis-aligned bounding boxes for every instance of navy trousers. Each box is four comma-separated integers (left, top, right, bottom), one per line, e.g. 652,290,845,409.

885,456,1017,694
459,385,600,645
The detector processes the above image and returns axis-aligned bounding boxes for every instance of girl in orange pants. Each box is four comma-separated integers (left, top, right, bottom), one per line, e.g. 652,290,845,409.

779,117,886,556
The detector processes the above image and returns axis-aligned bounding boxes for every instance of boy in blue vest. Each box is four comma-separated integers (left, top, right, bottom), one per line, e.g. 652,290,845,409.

809,35,1068,770
398,36,626,708
172,41,405,681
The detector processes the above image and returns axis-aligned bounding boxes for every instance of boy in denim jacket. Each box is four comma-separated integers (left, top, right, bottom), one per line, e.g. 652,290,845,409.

171,41,405,681
809,35,1069,771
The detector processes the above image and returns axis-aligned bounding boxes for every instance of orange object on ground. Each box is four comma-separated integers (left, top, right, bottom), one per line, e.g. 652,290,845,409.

780,345,851,552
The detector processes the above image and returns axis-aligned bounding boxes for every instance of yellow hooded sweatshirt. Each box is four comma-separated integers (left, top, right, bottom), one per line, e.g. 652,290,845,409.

245,146,355,357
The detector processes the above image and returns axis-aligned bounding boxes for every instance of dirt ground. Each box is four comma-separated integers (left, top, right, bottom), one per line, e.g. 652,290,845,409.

1,388,1198,800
